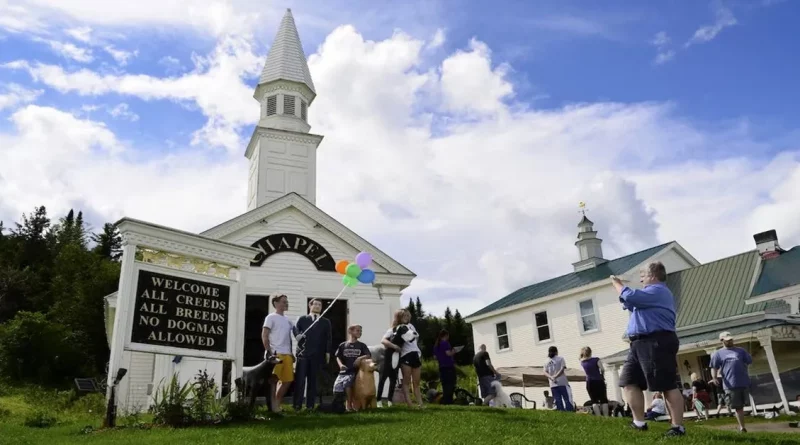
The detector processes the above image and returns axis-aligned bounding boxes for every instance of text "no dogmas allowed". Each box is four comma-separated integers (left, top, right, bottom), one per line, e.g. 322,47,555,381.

130,269,230,353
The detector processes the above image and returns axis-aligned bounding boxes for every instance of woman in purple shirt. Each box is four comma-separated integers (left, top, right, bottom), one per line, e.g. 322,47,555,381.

580,347,609,416
434,330,457,405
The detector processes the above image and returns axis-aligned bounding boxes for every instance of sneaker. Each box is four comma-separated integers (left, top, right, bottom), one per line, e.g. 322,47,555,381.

664,426,686,437
629,422,649,431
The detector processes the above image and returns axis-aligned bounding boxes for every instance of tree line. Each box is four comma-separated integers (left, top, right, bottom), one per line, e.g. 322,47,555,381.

404,297,475,366
0,206,122,387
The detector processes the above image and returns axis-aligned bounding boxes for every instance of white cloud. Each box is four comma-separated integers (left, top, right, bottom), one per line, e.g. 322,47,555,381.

32,37,94,63
158,56,184,74
651,31,675,65
2,23,799,320
427,28,446,50
0,84,43,111
439,38,513,114
104,46,138,66
65,26,92,43
107,103,139,122
4,34,262,152
686,4,737,47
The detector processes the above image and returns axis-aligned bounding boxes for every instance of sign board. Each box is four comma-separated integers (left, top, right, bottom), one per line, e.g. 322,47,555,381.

250,233,336,271
128,268,231,355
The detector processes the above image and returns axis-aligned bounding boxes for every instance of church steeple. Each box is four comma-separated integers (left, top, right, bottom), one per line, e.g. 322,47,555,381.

572,203,607,272
245,9,324,210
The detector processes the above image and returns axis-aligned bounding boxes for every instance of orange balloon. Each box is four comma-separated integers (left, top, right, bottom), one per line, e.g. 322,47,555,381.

335,260,349,275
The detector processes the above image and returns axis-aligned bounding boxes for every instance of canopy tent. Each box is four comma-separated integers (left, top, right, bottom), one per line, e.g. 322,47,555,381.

496,366,586,386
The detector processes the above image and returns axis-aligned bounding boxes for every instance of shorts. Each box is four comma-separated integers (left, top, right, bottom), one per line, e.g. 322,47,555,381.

618,331,679,392
586,380,609,404
400,351,421,368
725,388,749,410
479,375,498,397
272,354,295,383
333,373,355,393
717,392,730,406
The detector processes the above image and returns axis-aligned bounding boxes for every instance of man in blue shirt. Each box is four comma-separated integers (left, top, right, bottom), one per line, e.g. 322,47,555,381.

611,261,685,437
710,331,752,433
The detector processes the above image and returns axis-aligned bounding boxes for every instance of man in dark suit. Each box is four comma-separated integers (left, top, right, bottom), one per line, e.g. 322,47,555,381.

292,298,331,411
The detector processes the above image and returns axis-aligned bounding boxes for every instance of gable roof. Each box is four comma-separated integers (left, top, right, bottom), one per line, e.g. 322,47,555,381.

201,192,414,277
258,9,316,95
751,246,800,297
466,242,674,319
670,250,765,328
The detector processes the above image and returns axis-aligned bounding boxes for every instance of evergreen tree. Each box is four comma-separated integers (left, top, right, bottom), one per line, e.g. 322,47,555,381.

406,297,417,321
414,296,425,319
444,307,454,331
91,223,122,261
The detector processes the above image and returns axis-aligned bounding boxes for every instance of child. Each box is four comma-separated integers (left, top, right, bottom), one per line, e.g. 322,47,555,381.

543,390,555,409
645,392,667,420
333,324,371,411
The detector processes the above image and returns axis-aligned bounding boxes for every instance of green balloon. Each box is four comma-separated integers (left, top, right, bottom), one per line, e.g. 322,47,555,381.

342,275,358,287
345,263,362,278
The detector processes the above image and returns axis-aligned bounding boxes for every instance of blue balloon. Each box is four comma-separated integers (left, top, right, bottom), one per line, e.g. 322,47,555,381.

357,268,375,284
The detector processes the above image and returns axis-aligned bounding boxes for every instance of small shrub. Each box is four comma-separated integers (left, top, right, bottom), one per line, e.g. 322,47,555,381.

0,407,11,419
150,374,192,427
24,409,57,428
189,369,217,424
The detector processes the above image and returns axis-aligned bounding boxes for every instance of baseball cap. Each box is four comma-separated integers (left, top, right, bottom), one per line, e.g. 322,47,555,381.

719,331,733,341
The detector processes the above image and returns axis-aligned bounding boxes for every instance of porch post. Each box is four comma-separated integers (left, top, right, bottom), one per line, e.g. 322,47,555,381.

757,334,791,413
604,363,623,403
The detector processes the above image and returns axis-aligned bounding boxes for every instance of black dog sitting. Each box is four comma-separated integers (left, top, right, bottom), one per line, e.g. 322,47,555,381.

238,353,283,411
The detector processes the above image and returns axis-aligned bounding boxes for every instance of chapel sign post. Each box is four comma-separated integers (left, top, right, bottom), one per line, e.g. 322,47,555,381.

105,218,258,425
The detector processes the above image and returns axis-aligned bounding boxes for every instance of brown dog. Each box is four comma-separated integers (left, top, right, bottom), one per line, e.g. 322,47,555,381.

352,358,378,411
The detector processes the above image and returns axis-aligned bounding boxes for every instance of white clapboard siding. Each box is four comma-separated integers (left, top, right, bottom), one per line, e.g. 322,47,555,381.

124,351,155,413
471,247,696,407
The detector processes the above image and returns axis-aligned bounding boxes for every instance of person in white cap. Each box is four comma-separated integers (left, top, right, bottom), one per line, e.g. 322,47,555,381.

709,331,752,433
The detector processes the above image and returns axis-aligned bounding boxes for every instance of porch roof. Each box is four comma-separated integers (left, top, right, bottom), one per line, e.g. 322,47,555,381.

601,319,792,363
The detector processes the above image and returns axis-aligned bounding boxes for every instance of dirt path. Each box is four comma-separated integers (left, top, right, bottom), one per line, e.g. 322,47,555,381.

711,422,799,434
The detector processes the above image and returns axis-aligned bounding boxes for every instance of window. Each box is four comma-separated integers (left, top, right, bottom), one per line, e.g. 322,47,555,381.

579,299,598,333
534,311,550,342
266,95,277,116
300,100,307,121
496,322,510,350
283,94,296,116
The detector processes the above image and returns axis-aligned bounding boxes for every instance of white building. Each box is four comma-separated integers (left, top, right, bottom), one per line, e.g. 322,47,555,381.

104,9,415,412
467,215,800,413
465,213,698,406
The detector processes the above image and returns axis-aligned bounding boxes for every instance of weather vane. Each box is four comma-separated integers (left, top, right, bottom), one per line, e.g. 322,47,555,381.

578,201,589,216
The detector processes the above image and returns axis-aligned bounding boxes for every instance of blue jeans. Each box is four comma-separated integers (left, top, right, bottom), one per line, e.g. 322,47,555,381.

551,385,574,411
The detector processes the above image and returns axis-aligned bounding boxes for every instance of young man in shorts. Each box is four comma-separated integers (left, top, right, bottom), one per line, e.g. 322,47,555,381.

262,294,295,412
710,331,753,433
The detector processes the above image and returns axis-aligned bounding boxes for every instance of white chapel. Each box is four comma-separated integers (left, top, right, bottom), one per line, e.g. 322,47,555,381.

104,9,415,412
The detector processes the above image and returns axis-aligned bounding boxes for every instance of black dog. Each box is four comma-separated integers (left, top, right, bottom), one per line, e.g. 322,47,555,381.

239,353,283,411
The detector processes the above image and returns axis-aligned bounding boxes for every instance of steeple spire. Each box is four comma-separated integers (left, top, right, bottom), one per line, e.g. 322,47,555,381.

256,9,316,98
572,202,607,272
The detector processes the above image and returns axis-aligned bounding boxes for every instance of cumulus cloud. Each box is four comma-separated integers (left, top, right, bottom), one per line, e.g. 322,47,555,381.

0,83,43,111
2,22,799,319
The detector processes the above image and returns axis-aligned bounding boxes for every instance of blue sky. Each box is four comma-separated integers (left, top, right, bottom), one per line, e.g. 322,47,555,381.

1,0,798,315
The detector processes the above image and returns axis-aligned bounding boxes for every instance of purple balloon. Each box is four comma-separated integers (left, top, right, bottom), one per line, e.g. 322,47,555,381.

355,251,373,268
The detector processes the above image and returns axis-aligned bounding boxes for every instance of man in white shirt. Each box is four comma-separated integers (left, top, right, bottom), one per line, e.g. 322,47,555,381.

262,294,295,412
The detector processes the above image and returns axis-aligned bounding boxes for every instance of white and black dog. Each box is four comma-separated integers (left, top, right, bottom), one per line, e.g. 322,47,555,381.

372,324,417,406
490,380,512,408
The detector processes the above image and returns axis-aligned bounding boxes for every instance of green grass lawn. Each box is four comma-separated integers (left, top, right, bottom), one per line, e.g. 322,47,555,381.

1,395,798,445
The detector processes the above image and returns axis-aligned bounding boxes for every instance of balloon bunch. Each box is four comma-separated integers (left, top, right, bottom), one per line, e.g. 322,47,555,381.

335,251,376,287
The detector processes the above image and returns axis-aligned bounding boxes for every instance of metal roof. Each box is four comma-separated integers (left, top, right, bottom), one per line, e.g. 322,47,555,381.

670,250,763,328
467,242,673,319
751,246,800,297
258,9,316,94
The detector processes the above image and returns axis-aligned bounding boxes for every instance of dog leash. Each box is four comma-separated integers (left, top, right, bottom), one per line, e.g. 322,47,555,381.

295,284,348,358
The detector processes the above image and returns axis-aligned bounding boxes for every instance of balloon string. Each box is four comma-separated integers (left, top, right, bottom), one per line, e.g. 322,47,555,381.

295,284,348,358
